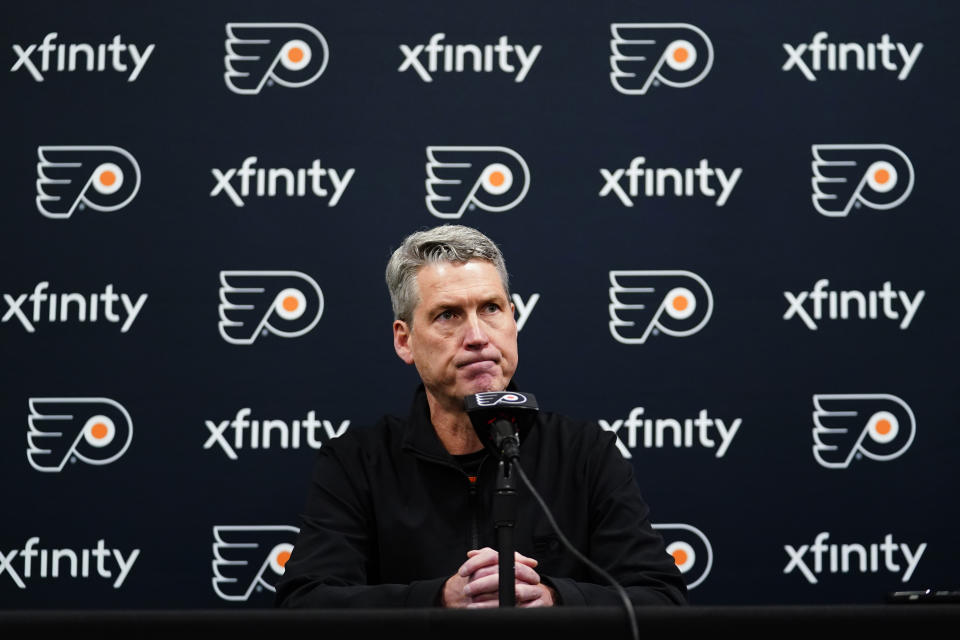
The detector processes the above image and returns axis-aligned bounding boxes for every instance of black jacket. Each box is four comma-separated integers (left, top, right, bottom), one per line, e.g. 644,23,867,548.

275,385,688,607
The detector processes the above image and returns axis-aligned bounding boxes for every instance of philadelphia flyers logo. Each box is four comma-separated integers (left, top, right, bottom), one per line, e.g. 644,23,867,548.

812,393,916,468
608,270,713,344
224,23,329,95
474,392,528,407
27,397,133,472
610,23,714,95
812,144,914,217
218,271,324,345
36,146,141,219
212,525,298,601
653,523,713,589
425,146,530,219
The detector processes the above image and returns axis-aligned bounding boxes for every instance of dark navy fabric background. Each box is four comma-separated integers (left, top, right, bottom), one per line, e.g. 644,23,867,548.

1,0,957,608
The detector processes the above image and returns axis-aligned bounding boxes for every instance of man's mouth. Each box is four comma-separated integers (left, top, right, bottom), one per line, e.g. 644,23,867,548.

457,358,497,372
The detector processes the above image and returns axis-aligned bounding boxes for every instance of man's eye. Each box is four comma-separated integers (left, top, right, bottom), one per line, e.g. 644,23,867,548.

437,310,455,321
483,303,501,313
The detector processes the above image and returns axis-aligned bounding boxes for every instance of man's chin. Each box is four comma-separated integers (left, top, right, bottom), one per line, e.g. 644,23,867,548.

459,378,507,398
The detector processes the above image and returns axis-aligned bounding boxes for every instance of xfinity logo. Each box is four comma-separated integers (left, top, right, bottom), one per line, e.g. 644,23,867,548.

204,408,349,460
784,532,926,584
2,282,147,333
211,156,354,207
599,407,741,459
600,156,742,207
783,279,924,330
783,32,923,81
399,33,541,82
512,293,539,331
11,32,155,82
0,537,139,589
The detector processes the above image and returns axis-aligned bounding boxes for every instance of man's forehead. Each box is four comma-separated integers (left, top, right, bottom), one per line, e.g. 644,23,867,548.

415,260,508,303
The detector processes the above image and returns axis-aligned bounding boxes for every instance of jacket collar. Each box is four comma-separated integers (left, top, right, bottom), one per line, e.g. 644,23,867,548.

401,380,520,460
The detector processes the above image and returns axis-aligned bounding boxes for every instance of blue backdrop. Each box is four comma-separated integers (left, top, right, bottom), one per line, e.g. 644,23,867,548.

2,0,957,608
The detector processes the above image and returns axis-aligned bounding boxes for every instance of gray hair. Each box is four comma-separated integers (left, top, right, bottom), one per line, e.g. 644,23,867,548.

385,224,510,324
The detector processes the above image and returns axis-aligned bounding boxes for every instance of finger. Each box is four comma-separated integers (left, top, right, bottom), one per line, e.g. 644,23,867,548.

517,596,548,608
471,565,499,580
515,583,546,605
467,590,500,604
515,551,539,567
459,548,498,576
514,562,541,585
463,574,499,598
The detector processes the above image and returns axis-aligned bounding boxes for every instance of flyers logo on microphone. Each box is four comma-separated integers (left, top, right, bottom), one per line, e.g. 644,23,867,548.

212,525,298,601
426,146,530,219
812,144,915,217
652,523,713,589
474,392,528,407
218,271,324,345
812,394,916,469
27,397,133,472
224,23,329,95
36,146,141,219
610,23,714,95
609,271,713,344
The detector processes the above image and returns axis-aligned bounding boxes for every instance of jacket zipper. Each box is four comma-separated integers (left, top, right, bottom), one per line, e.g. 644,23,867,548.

406,446,487,550
469,454,490,550
468,481,479,549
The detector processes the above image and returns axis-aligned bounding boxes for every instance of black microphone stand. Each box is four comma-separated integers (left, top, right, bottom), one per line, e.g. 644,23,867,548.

464,398,534,609
493,456,517,607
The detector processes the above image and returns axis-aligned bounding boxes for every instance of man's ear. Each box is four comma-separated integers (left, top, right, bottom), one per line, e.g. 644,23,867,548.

393,320,415,364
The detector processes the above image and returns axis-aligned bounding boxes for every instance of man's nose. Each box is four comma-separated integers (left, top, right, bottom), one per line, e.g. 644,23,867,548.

462,313,489,347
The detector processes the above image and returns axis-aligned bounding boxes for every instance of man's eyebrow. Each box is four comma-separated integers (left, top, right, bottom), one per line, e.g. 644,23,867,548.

425,300,462,314
426,289,508,310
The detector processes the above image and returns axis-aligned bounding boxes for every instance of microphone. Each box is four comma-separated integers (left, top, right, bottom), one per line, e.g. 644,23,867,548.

463,390,639,638
464,390,539,608
464,391,539,460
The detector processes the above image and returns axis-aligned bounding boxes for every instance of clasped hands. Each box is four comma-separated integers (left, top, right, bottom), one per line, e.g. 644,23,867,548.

442,547,556,608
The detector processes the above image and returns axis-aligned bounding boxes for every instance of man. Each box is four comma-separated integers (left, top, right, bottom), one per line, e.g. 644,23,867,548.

275,224,687,608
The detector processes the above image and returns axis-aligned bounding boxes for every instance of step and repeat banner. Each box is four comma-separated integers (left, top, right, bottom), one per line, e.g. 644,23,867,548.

2,0,957,609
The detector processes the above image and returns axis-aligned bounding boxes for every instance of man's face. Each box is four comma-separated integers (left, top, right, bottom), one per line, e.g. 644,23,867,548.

393,259,518,412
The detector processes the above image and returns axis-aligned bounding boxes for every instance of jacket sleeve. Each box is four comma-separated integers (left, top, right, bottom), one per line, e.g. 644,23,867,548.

541,426,689,607
274,438,445,608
